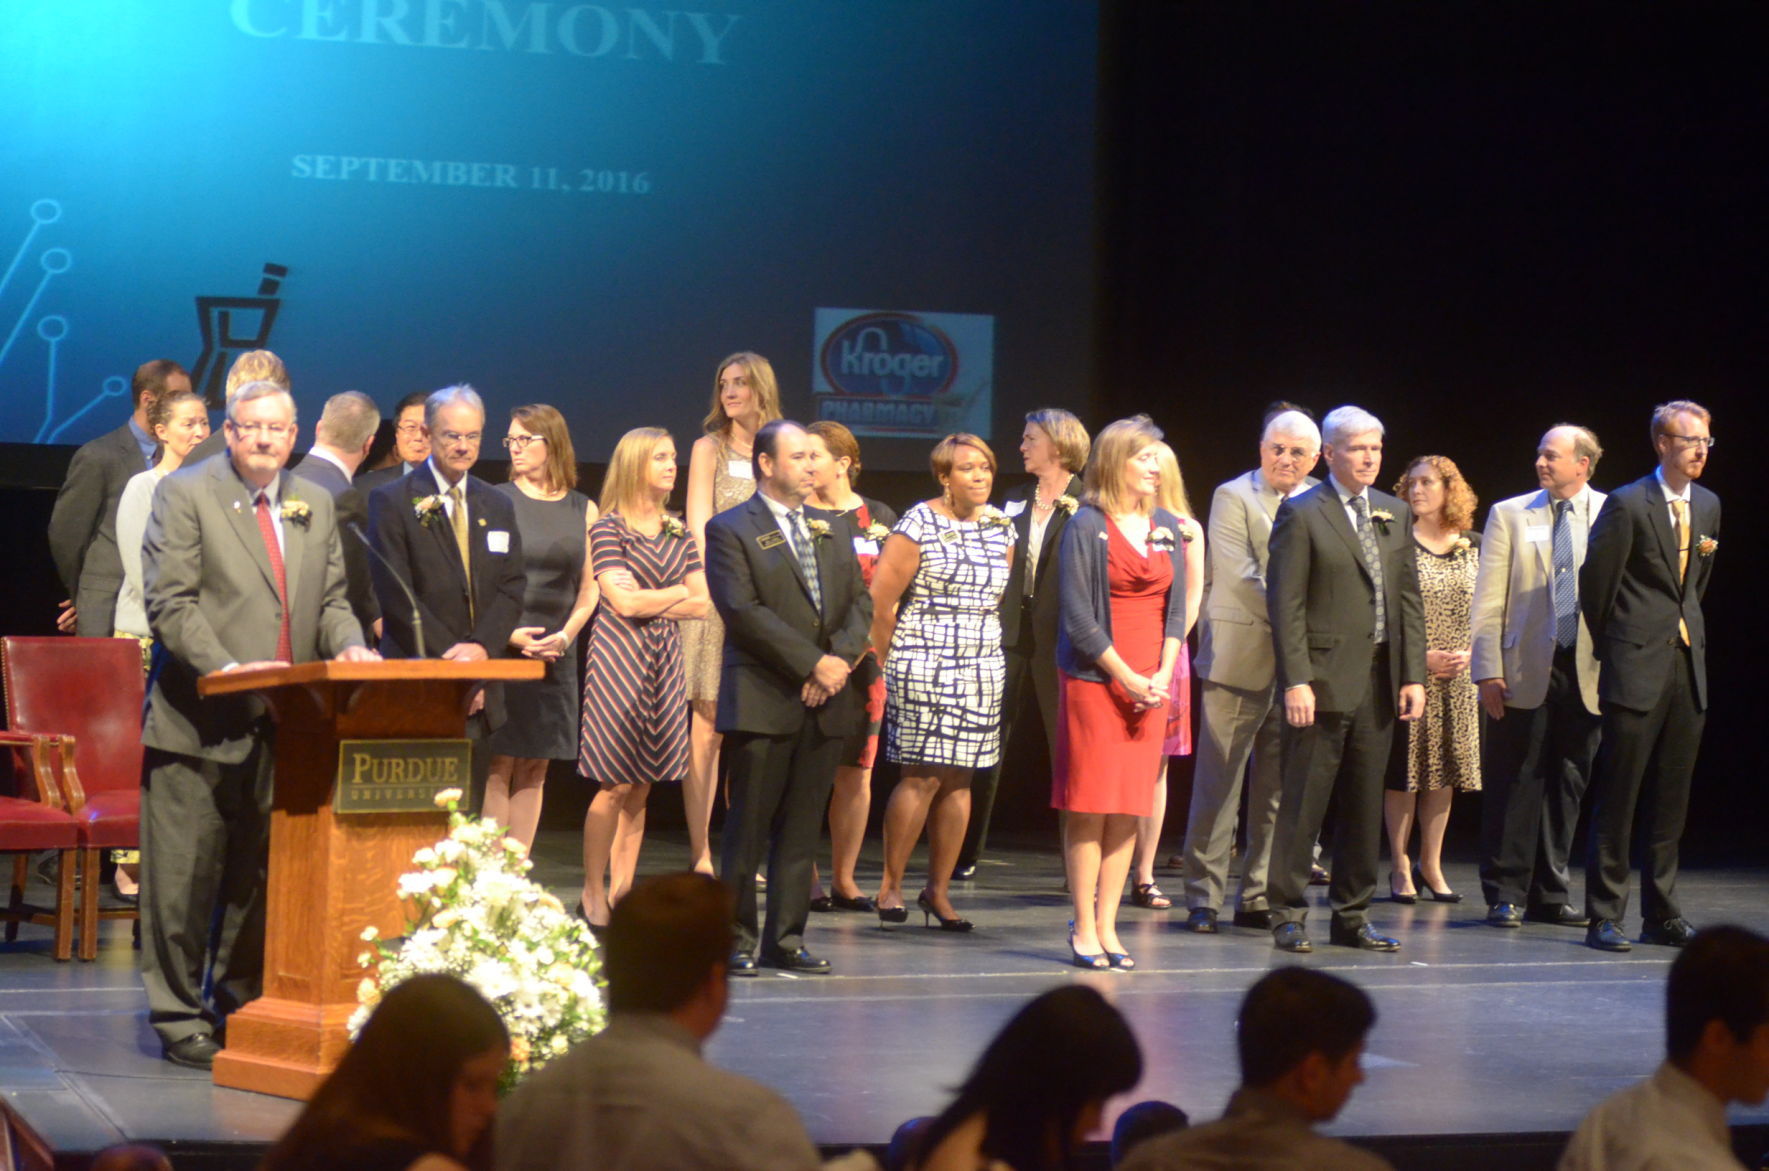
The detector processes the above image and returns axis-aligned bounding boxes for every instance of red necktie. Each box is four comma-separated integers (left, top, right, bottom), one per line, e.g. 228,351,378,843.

255,493,294,662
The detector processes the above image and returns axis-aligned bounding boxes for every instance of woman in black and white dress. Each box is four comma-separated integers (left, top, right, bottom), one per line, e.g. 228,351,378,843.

870,434,1013,931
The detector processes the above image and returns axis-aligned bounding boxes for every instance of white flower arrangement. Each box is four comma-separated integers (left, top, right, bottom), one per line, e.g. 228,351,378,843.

351,788,605,1086
978,506,1014,530
805,517,833,540
1148,526,1178,551
1052,494,1079,514
1696,535,1717,557
864,521,892,543
280,499,313,527
413,494,447,527
659,514,686,539
1453,535,1473,556
1369,507,1395,533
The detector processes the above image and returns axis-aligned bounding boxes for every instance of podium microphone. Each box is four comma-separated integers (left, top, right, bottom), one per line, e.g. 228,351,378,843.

348,523,426,659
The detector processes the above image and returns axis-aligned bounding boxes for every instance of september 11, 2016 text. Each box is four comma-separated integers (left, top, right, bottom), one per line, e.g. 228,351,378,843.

291,155,652,194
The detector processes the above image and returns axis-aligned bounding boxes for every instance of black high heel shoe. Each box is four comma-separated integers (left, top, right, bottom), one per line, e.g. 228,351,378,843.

877,902,909,927
1068,920,1108,970
917,891,973,933
574,900,607,940
1414,864,1462,903
1388,876,1417,905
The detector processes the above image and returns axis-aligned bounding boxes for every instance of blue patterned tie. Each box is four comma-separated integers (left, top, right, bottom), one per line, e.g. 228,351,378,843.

1349,495,1387,643
789,510,823,613
1551,499,1578,647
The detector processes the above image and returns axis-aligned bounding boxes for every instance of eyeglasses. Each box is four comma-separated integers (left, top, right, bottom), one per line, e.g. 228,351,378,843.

395,422,426,436
1662,433,1716,450
228,421,293,438
438,431,483,445
502,435,545,451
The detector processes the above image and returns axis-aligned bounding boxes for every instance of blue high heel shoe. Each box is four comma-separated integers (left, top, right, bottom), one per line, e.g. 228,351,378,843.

1068,920,1108,970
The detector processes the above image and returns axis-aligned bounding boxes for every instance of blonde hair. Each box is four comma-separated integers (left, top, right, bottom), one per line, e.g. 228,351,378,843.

1394,454,1477,533
510,404,578,493
702,352,783,436
930,433,997,484
1084,415,1164,516
224,350,289,397
1151,441,1196,520
598,427,673,518
1024,408,1091,473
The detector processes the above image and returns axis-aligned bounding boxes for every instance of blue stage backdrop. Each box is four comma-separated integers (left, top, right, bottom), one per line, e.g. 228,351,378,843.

0,1,1098,465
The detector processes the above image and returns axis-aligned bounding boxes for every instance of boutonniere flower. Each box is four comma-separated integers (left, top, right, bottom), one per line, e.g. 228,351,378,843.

280,499,312,527
1179,521,1198,544
1453,535,1473,556
1697,535,1717,557
865,521,891,543
1369,508,1394,533
1053,494,1078,514
978,506,1014,530
805,518,832,540
413,495,446,527
1149,526,1178,551
659,515,685,539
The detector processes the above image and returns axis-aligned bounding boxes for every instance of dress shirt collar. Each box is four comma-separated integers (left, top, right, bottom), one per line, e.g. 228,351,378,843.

427,456,468,497
304,446,352,478
758,488,803,530
1653,1061,1732,1151
1332,474,1370,507
1655,465,1693,504
229,462,282,508
127,416,158,468
603,1011,704,1058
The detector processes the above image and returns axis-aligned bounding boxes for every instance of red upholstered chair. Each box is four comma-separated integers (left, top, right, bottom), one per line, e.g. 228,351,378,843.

1,636,144,960
0,730,82,961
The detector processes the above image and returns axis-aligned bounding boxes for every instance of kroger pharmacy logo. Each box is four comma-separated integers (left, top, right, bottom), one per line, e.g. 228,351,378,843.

819,312,958,399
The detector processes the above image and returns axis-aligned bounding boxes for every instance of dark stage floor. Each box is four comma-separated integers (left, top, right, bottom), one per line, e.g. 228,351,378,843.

4,834,1767,1168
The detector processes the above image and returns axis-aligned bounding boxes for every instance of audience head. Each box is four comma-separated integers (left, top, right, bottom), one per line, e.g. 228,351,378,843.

508,404,578,493
599,426,676,517
931,432,996,516
224,349,290,399
807,419,863,493
1649,398,1713,485
1260,409,1322,495
1237,967,1375,1123
224,381,298,488
1394,454,1476,532
263,974,508,1171
393,390,433,465
1022,408,1091,477
425,384,486,482
147,388,210,461
885,1116,935,1171
1109,1100,1189,1167
915,985,1142,1171
1537,424,1601,498
604,873,735,1039
1320,405,1385,492
1666,925,1769,1106
753,419,812,506
705,351,782,435
130,359,190,415
315,391,380,458
89,1144,173,1171
1150,441,1196,520
1084,415,1164,518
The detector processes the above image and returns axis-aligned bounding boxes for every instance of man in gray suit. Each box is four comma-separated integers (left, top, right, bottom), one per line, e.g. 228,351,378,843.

48,359,187,636
140,380,377,1069
1471,425,1606,929
1179,409,1321,934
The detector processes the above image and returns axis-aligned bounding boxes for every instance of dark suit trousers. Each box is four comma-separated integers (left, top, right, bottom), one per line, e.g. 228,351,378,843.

1584,649,1705,926
958,604,1059,869
1269,655,1395,931
721,723,843,955
139,741,273,1045
1478,645,1600,909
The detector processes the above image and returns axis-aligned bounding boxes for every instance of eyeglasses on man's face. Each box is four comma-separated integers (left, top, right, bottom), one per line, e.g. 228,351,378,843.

438,431,483,446
1662,433,1716,450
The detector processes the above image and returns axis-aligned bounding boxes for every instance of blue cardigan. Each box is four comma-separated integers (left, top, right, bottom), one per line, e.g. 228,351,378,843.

1056,504,1189,682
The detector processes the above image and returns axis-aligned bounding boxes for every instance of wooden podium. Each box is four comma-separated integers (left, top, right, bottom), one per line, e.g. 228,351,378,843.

196,659,542,1099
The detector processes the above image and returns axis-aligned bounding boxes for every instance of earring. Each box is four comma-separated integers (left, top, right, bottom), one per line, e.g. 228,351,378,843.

942,485,953,509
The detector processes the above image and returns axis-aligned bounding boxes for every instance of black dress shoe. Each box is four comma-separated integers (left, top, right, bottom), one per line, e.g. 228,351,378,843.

1329,922,1401,952
1272,923,1313,953
1523,903,1589,927
761,947,832,974
1185,907,1219,934
1486,902,1523,928
1308,864,1331,886
830,893,877,913
1641,918,1696,948
163,1032,221,1070
728,949,759,976
808,895,835,913
1586,920,1632,952
1232,908,1275,930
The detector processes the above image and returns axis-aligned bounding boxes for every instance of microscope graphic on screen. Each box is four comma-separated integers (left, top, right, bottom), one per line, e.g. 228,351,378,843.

191,262,289,407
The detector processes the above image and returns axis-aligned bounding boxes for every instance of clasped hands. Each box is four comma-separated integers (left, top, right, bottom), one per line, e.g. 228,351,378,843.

511,626,568,661
801,654,851,708
1117,668,1171,713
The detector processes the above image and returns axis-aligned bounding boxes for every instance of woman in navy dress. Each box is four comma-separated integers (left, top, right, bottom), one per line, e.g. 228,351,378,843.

577,427,709,929
485,404,598,852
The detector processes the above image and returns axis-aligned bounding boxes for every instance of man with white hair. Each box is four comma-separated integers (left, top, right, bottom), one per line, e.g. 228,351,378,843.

1179,407,1322,934
1266,405,1426,953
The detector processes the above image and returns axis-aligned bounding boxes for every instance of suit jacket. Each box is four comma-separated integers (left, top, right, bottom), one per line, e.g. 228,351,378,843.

291,452,381,635
1195,469,1320,691
47,421,154,634
1267,481,1426,713
365,466,526,726
705,495,872,738
354,459,424,498
997,473,1083,651
1469,484,1606,714
1578,473,1719,713
141,456,364,762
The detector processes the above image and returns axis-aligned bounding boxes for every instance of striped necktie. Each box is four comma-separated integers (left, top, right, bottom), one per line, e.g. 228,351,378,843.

1349,495,1387,643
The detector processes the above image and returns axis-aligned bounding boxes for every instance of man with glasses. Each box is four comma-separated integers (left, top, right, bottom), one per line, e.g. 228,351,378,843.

139,380,378,1068
365,384,526,813
354,390,433,495
1578,401,1720,952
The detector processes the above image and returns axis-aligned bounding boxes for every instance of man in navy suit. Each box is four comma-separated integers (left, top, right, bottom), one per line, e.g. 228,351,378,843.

1578,400,1721,952
366,385,525,812
291,391,381,640
703,420,872,975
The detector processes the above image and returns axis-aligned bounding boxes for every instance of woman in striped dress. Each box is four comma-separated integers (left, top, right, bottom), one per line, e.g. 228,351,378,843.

577,427,709,930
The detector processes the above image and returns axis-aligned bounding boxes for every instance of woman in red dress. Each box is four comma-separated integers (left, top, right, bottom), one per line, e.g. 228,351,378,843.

1053,416,1189,970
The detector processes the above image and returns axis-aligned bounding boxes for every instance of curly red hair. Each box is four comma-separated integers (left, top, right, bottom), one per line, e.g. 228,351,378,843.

1394,454,1477,533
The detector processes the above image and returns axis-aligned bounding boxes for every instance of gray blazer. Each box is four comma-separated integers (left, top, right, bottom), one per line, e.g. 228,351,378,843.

142,455,365,763
47,421,154,635
1194,469,1318,691
1469,484,1606,715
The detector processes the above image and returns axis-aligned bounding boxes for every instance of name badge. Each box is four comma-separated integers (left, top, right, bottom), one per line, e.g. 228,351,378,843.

1003,499,1027,517
1524,524,1551,543
853,537,879,557
939,529,961,545
757,530,786,550
486,530,510,554
727,459,754,481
